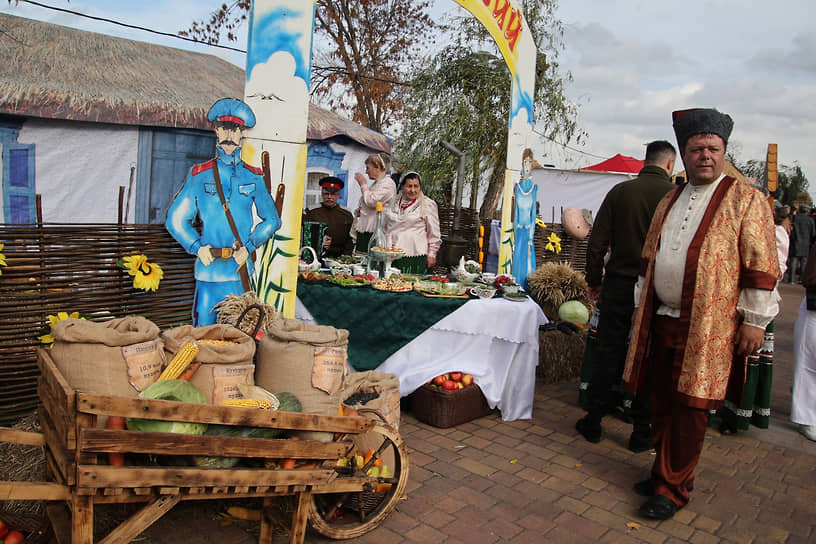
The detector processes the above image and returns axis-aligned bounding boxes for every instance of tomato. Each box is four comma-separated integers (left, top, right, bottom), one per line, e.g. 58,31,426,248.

4,529,25,544
449,372,463,382
0,519,8,539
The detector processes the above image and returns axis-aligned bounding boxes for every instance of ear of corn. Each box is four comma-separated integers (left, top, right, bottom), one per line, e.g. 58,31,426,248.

220,398,274,410
198,338,236,346
158,341,199,380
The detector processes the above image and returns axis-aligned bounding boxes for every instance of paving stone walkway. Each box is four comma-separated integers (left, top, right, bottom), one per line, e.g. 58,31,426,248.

137,282,815,544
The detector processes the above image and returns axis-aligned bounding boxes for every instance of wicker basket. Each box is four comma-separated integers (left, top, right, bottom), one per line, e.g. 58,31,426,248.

408,383,493,428
0,509,52,544
345,491,388,514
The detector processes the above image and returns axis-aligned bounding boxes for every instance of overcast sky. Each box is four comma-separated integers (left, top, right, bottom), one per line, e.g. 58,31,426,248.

3,0,813,198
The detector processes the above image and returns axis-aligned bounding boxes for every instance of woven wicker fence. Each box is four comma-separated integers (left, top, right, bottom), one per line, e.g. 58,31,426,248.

0,224,195,425
534,222,591,275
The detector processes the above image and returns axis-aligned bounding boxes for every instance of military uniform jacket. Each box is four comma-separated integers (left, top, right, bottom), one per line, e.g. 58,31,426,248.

304,204,354,257
165,146,281,282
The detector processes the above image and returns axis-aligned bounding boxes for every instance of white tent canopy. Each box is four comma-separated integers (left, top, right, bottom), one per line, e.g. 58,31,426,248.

530,167,633,224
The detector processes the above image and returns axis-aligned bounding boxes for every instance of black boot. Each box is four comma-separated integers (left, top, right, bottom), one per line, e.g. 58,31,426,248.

575,414,602,443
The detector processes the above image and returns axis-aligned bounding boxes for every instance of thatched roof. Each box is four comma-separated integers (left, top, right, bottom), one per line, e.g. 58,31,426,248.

0,13,390,152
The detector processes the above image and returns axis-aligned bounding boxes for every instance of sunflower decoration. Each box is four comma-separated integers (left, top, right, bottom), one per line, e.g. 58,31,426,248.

544,232,562,254
119,254,163,292
39,311,86,345
0,243,7,274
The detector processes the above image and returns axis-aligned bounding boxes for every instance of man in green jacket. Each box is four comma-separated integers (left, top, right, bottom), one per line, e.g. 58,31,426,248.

576,140,676,451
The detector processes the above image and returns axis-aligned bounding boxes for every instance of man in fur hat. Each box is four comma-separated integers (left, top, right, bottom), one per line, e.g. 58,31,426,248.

622,108,779,520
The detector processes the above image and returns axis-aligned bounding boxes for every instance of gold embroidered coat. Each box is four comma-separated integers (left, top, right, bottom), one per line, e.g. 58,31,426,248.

622,177,779,409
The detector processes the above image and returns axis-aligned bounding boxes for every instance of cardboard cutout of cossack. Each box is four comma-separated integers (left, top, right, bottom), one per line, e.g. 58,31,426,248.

166,98,281,326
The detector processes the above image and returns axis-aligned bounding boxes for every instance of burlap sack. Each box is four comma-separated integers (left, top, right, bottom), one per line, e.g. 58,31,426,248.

255,315,350,440
161,324,256,404
50,316,163,399
342,371,401,431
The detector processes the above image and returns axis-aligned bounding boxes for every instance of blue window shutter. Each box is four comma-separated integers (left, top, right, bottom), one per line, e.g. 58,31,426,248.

3,141,36,224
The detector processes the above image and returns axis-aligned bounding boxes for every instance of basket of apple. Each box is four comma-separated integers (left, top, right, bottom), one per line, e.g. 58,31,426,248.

428,371,474,390
409,372,493,428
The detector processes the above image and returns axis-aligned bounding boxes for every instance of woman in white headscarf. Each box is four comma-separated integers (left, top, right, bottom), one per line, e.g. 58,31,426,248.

383,171,441,274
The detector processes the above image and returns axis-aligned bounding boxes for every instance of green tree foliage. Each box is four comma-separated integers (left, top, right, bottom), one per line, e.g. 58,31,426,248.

395,0,582,219
180,0,434,133
740,159,811,205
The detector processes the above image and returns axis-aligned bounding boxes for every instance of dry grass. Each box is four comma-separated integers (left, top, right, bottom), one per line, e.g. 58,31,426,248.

214,292,281,333
0,412,46,516
527,262,592,320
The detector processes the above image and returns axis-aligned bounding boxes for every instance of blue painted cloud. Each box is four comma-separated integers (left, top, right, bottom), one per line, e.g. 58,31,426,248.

247,8,311,83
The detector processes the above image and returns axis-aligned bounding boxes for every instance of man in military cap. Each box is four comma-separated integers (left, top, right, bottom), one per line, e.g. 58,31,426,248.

166,97,281,325
621,108,779,520
304,176,354,258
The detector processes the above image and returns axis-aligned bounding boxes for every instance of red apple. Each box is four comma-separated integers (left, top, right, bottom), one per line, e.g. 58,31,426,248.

450,371,463,382
432,375,446,386
442,380,458,391
461,374,474,386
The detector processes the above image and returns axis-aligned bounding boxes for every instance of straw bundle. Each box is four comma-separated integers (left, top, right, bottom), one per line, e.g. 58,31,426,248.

214,292,280,333
527,262,591,320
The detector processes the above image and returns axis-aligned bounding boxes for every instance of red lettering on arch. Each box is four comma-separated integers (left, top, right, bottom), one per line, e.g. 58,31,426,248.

493,0,510,28
505,8,522,52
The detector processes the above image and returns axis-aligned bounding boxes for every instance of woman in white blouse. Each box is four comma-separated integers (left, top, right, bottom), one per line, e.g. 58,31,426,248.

383,171,441,274
353,153,396,252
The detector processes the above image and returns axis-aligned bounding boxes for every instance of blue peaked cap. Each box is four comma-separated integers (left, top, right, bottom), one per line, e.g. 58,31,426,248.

207,98,256,128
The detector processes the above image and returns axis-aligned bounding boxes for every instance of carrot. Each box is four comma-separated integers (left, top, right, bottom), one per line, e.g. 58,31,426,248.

106,416,126,466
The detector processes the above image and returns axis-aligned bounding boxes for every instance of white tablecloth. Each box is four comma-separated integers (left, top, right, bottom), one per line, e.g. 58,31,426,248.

296,296,547,421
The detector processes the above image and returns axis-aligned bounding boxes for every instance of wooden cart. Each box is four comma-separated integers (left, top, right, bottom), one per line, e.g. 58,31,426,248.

0,350,410,543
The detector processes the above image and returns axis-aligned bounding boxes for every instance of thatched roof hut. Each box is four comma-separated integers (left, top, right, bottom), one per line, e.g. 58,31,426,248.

0,12,390,152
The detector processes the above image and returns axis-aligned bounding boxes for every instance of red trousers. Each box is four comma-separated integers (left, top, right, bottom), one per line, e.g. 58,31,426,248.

649,316,709,507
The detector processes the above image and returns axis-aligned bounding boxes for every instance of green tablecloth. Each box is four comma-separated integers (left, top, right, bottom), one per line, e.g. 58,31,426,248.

298,281,469,370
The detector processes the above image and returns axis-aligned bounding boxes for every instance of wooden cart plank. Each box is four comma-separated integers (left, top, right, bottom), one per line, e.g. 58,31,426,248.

290,490,312,544
98,494,181,544
78,427,352,459
0,427,46,446
0,481,71,501
77,465,334,489
38,375,74,451
76,393,375,433
37,349,76,449
41,420,73,486
72,494,94,544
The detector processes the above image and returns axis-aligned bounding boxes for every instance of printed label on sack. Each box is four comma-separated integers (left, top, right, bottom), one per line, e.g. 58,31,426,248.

212,364,255,405
122,340,166,392
312,346,348,395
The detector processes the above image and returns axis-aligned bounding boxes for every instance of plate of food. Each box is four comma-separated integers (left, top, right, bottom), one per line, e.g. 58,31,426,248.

414,281,468,298
371,277,414,293
327,274,371,287
298,270,329,283
369,246,406,261
503,291,529,301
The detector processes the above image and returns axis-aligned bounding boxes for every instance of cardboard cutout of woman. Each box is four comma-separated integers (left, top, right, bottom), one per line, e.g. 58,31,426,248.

512,148,537,289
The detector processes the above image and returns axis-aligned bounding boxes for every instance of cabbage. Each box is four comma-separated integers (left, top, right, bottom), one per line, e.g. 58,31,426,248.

126,379,208,435
558,300,589,326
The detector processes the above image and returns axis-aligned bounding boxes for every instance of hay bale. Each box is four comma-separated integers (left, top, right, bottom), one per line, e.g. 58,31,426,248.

537,327,587,384
527,262,591,320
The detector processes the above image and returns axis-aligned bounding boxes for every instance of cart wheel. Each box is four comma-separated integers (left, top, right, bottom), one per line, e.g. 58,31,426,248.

309,418,409,539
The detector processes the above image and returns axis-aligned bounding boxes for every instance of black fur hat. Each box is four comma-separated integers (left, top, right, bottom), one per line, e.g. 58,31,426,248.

672,108,733,151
